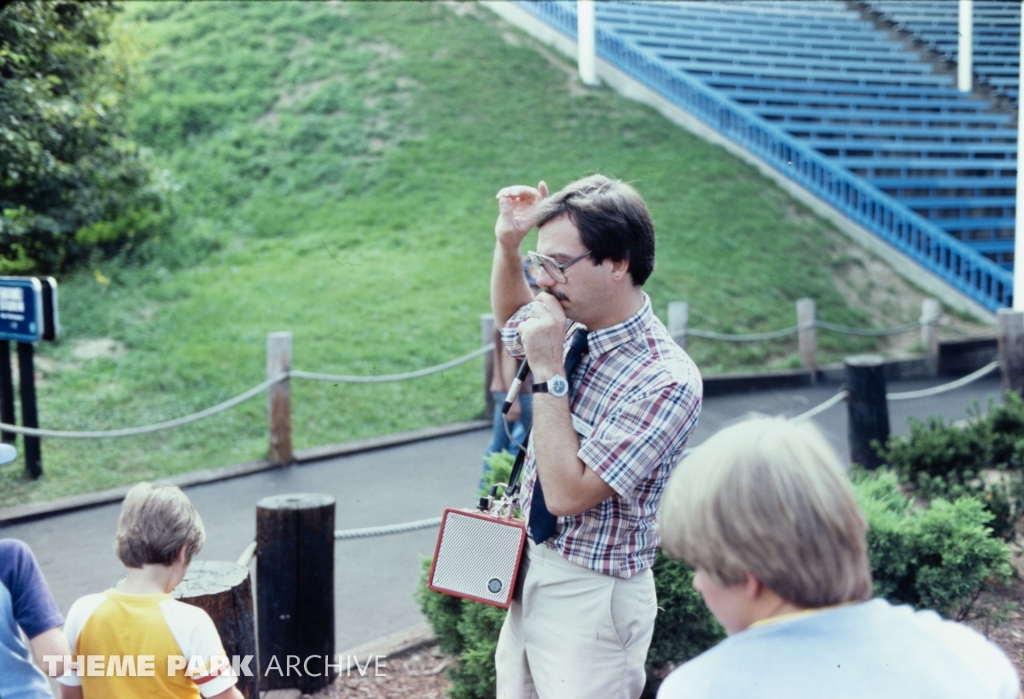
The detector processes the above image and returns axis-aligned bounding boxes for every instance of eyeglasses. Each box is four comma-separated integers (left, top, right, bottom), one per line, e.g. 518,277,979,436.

527,250,591,284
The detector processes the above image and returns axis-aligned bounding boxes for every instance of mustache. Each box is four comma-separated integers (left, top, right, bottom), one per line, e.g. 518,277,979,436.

546,289,569,302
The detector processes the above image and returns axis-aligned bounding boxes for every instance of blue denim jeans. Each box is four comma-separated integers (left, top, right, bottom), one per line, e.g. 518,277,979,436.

481,391,532,489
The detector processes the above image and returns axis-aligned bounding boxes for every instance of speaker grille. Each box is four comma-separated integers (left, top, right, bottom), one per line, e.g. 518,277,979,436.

430,511,524,605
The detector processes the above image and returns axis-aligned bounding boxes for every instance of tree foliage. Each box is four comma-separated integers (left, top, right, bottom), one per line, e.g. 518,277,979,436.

0,0,170,273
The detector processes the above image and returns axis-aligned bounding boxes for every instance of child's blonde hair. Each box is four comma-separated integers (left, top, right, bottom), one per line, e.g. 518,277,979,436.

659,416,872,608
115,482,205,567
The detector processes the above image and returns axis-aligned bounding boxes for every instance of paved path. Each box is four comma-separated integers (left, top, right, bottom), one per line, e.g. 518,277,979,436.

0,373,1004,651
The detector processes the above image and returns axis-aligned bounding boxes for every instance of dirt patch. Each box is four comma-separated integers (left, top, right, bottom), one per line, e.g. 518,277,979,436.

445,1,590,98
70,338,126,361
311,645,450,698
256,78,330,130
441,1,482,19
360,41,404,61
820,226,992,357
963,572,1024,679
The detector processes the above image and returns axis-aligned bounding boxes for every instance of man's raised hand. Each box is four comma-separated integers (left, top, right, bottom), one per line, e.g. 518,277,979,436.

495,181,549,247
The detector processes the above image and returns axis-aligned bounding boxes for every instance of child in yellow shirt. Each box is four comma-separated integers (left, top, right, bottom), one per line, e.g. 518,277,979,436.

59,483,242,699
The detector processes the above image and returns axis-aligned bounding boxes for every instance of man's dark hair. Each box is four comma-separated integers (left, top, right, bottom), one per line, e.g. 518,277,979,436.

534,174,655,286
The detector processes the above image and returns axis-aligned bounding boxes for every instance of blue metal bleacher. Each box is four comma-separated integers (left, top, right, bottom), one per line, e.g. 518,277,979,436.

865,0,1020,105
515,0,1018,309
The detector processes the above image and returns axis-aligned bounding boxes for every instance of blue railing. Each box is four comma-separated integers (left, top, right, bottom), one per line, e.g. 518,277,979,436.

516,1,1013,311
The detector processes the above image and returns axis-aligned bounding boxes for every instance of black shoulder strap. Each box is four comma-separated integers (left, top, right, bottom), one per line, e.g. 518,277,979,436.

504,428,530,498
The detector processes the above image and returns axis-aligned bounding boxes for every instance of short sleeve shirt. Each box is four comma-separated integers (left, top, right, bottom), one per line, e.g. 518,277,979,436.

59,590,237,698
502,293,702,578
656,599,1019,699
0,539,64,699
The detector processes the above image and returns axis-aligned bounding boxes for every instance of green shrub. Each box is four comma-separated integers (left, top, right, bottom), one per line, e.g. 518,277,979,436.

852,470,1012,620
0,2,174,273
877,392,1024,541
479,450,514,500
646,552,726,671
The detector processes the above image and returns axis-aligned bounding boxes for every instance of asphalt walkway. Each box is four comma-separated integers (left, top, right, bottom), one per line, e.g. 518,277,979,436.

0,373,1004,651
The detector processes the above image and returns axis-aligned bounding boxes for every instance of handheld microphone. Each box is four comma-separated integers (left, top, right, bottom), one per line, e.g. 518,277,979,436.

502,359,530,415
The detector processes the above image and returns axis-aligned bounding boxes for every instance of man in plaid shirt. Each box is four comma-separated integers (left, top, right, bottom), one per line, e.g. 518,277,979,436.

491,175,703,699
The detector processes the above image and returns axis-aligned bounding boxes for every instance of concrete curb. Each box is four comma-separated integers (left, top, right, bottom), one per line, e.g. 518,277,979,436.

337,621,437,667
0,420,489,526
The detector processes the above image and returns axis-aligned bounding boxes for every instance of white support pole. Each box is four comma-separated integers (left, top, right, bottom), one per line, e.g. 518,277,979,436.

797,298,817,381
958,0,974,92
1016,0,1024,309
668,301,688,351
267,332,293,466
577,0,599,87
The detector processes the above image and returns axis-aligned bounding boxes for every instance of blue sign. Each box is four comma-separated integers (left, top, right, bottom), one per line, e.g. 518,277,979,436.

0,277,42,343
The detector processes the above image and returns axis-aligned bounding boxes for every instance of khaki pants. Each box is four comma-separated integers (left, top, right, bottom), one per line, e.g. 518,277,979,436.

495,540,657,699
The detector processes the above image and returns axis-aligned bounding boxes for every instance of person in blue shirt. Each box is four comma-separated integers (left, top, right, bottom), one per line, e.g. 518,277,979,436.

1,538,70,698
657,416,1019,699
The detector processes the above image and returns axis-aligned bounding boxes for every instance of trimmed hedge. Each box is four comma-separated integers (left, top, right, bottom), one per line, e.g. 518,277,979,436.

853,470,1011,620
878,391,1024,541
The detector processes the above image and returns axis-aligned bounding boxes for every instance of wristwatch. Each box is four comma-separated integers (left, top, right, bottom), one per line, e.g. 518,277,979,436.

533,374,569,398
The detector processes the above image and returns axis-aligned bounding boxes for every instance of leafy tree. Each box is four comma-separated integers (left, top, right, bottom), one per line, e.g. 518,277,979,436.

0,0,170,273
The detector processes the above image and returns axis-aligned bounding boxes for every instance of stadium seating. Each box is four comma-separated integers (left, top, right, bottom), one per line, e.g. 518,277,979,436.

517,0,1019,306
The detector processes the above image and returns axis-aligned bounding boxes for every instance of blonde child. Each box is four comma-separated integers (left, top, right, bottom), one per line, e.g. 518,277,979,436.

657,416,1018,699
59,483,242,699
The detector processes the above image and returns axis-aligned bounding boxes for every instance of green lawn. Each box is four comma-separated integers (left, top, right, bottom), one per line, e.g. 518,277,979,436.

0,1,933,505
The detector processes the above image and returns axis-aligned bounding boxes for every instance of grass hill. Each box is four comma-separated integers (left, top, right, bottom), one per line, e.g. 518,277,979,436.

0,1,959,506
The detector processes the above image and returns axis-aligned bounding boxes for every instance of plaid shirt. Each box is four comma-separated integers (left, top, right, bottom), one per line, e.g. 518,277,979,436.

502,293,702,578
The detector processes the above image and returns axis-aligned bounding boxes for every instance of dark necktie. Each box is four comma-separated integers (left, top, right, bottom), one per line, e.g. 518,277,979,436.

529,327,589,544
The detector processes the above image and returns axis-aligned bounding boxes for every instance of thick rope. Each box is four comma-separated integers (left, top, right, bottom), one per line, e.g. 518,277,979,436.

0,375,285,438
887,361,1000,401
0,343,496,439
334,516,442,540
681,325,805,342
681,319,925,342
290,344,494,384
815,320,923,337
236,541,257,568
791,390,848,422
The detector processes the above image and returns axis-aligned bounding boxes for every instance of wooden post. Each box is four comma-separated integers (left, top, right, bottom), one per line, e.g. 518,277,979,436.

668,301,688,351
920,298,941,376
257,494,335,694
845,355,890,470
0,341,14,444
174,561,259,698
482,313,495,421
17,342,40,479
797,298,817,382
266,332,292,466
997,309,1024,396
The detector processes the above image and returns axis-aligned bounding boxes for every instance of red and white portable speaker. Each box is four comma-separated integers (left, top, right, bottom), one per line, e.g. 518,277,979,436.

427,507,526,609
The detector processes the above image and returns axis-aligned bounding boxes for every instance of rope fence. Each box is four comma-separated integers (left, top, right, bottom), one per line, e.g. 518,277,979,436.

814,320,925,338
678,319,930,343
226,356,1004,561
0,376,284,439
887,360,1000,401
290,344,494,384
0,295,996,442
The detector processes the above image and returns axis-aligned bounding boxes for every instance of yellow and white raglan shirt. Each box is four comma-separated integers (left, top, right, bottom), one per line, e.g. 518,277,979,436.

58,589,237,698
